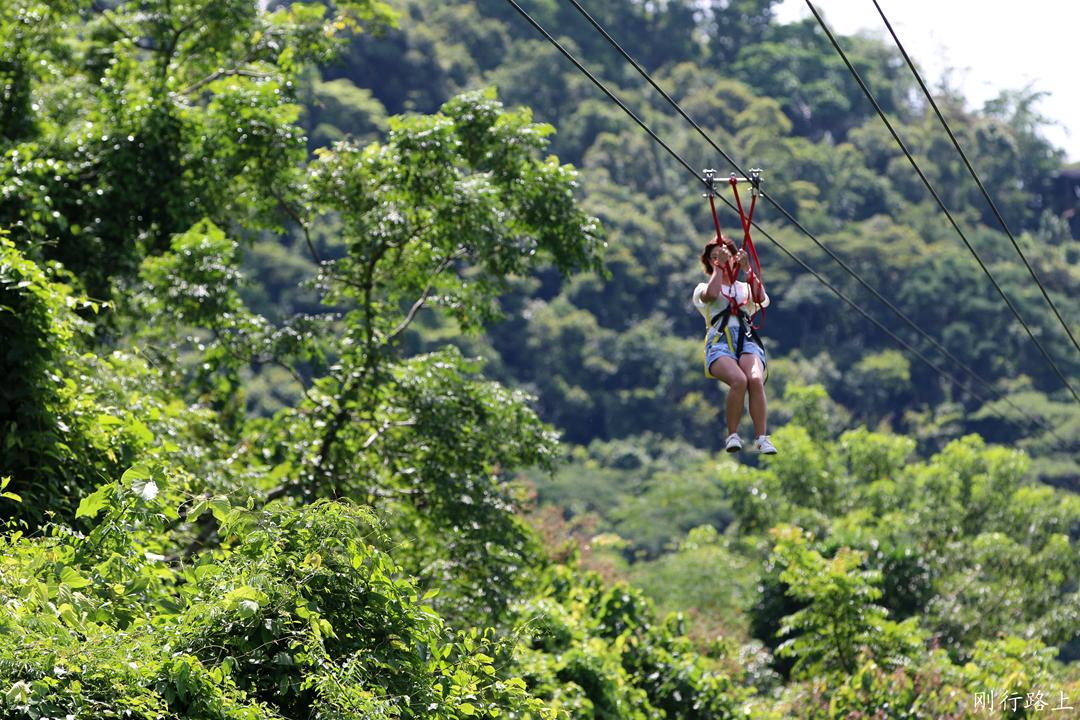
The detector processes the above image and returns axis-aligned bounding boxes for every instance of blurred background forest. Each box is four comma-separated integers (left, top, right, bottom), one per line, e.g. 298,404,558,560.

2,0,1079,717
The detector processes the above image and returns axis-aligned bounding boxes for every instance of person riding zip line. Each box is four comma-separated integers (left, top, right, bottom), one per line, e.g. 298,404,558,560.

692,234,777,455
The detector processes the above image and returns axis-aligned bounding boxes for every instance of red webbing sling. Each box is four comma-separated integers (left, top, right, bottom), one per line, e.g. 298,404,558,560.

728,173,764,329
707,192,742,312
704,170,766,328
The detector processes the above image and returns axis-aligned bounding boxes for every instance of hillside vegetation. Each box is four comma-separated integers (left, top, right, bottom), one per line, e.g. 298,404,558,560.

1,0,1079,717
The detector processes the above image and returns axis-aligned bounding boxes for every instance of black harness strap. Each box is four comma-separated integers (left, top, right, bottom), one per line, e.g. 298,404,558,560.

710,307,766,355
709,306,769,384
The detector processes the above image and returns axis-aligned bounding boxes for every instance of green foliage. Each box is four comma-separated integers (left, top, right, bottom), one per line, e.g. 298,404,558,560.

139,220,247,328
130,219,281,425
305,76,388,147
0,234,122,525
307,87,602,331
731,19,911,139
0,468,556,719
845,349,912,418
511,567,748,719
180,499,553,719
766,636,1079,719
628,526,760,642
0,0,395,298
545,416,1079,701
370,348,556,623
611,466,733,558
235,87,607,625
329,1,1080,477
0,1,48,142
769,525,925,678
0,460,277,719
5,1,1080,717
529,436,729,557
838,427,914,486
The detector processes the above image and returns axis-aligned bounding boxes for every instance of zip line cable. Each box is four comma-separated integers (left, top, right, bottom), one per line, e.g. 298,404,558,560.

501,0,706,190
805,0,1080,406
501,0,1060,438
558,0,1054,429
870,0,1080,360
563,0,745,184
749,225,1039,435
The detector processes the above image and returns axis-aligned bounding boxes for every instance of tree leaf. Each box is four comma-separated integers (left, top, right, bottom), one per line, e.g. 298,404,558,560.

76,484,114,520
59,566,92,589
121,463,151,484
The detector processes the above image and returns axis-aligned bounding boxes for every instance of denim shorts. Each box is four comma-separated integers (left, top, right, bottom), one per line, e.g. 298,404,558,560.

704,325,767,374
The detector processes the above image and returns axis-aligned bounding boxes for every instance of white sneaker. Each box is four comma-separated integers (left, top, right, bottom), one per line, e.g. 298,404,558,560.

724,433,743,453
754,435,777,455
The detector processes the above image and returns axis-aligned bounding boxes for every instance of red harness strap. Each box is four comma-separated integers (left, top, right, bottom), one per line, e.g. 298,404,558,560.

706,191,736,310
728,175,765,330
708,193,723,243
707,193,745,313
730,176,762,278
704,170,766,325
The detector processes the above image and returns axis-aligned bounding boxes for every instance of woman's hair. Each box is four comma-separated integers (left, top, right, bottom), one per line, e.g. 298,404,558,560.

700,235,737,275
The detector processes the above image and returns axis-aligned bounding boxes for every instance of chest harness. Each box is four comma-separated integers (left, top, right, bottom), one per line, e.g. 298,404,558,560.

701,170,768,381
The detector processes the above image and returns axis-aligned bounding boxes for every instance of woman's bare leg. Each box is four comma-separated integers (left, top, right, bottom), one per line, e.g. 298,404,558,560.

709,356,747,435
739,353,767,437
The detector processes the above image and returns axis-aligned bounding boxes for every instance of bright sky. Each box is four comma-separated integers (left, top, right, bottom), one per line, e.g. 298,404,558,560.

775,0,1080,163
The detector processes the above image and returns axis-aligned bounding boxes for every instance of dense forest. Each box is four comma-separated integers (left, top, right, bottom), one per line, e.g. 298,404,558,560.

2,0,1079,717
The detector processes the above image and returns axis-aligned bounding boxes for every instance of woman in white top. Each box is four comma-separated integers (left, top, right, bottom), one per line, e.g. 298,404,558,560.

692,235,777,454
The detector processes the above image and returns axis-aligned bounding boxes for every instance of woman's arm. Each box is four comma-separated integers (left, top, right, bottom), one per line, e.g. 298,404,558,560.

700,245,734,303
700,263,727,302
733,248,768,304
748,271,767,304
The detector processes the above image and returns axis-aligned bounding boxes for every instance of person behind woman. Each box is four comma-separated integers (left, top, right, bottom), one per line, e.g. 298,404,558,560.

692,235,777,454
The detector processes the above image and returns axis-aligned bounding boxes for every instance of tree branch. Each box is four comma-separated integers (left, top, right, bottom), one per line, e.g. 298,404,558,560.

258,356,318,406
178,15,273,95
264,482,293,503
386,250,463,343
362,419,415,450
270,187,321,264
90,1,156,50
306,219,440,496
181,68,274,96
172,1,252,74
